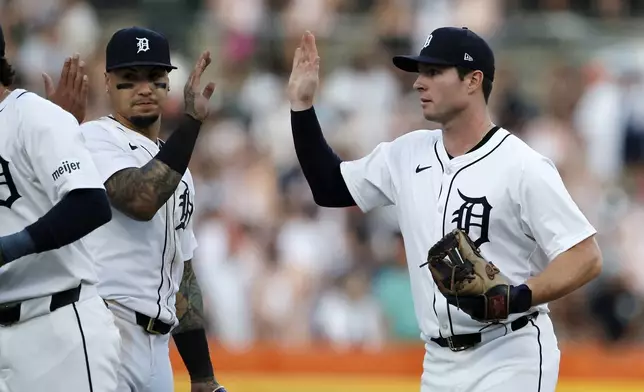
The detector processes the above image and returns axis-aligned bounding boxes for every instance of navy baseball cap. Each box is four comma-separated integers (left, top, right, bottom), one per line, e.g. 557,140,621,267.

105,26,177,72
393,27,495,82
0,24,5,58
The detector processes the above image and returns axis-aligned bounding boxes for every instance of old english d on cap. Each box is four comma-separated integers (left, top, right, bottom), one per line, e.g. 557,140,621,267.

106,26,177,72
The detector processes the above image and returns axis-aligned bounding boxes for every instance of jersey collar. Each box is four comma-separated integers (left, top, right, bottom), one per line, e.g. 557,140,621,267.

437,127,511,169
106,115,165,147
0,89,25,113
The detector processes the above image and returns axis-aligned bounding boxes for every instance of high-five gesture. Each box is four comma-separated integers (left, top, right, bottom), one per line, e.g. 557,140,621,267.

44,54,89,124
288,31,320,111
184,50,216,122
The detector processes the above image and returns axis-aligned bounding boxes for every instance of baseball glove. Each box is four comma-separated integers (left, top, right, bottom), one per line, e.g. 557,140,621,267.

421,229,513,322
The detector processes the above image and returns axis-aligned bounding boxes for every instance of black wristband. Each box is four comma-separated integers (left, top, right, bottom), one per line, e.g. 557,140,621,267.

155,114,202,175
509,284,532,314
173,329,215,382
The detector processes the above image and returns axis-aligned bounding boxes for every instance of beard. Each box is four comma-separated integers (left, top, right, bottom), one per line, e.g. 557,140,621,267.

129,114,159,128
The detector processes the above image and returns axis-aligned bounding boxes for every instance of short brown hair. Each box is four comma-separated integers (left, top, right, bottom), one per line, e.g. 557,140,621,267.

456,66,492,103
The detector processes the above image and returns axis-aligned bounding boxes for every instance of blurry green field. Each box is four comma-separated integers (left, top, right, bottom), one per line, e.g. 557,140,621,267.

174,374,644,392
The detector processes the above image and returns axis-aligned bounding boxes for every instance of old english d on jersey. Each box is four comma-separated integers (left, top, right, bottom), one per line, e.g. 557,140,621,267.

80,116,198,326
340,127,596,339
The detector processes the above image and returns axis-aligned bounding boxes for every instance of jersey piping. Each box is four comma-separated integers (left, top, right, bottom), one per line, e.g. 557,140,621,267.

440,132,511,336
112,122,169,322
432,140,445,337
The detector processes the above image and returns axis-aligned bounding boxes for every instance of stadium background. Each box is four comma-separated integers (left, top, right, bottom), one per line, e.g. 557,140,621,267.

3,0,644,390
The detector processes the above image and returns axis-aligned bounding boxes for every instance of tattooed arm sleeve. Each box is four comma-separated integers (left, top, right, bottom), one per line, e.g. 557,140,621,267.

173,259,206,333
172,259,217,384
81,115,203,222
105,159,182,221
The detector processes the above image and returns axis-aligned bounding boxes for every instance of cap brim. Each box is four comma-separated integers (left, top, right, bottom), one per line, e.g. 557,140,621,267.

392,55,453,73
106,61,177,71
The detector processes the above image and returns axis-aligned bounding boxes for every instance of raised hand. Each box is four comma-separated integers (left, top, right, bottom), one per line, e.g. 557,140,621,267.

184,50,216,122
44,54,89,123
288,31,320,111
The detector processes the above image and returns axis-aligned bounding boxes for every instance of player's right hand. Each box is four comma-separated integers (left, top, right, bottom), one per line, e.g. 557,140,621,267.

43,53,89,124
184,50,216,122
288,31,320,111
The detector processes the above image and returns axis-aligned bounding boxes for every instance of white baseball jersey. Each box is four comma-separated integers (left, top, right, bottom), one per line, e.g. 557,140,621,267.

0,89,105,304
80,116,197,326
340,127,596,340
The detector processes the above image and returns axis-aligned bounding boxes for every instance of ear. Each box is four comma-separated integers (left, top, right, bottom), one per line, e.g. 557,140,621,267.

468,70,484,95
104,72,110,93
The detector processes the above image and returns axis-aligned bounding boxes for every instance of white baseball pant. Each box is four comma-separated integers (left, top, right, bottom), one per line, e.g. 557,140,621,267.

0,286,121,392
421,312,560,392
106,303,174,392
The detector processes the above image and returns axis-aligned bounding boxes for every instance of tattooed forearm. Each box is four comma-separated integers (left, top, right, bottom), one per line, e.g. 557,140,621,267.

105,159,182,221
173,260,206,334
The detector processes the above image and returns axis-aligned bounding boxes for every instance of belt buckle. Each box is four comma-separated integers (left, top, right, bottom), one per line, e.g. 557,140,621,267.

146,318,161,335
447,337,468,352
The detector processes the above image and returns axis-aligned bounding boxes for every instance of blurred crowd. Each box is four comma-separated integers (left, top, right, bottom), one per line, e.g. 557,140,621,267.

4,0,644,351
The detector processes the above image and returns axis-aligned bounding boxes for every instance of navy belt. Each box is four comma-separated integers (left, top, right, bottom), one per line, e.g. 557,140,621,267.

135,311,173,335
0,284,82,326
431,311,539,352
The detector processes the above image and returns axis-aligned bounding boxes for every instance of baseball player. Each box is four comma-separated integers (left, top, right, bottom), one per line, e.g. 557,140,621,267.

0,24,121,391
288,28,603,392
80,27,226,392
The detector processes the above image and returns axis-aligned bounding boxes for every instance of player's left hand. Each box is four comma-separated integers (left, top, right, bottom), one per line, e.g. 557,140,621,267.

422,229,532,322
43,53,89,124
443,284,532,322
190,380,227,392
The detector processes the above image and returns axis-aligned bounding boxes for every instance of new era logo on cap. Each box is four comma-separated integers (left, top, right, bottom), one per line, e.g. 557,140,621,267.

464,53,473,61
423,34,433,49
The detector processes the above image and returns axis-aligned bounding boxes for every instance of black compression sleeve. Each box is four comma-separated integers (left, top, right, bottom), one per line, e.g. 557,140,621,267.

155,115,202,175
291,107,356,207
25,188,112,254
173,329,215,382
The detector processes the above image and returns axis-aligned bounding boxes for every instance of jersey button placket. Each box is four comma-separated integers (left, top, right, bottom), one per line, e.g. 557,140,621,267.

437,165,453,215
435,165,453,335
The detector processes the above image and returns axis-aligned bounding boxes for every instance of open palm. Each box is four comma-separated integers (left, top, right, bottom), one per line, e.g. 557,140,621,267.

288,31,320,111
184,50,216,122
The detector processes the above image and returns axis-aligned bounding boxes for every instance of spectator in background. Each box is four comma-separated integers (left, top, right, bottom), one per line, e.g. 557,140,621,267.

16,16,68,90
373,231,419,341
573,61,625,185
521,64,585,182
57,0,99,56
314,267,386,351
319,46,401,156
194,212,260,351
619,69,644,168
